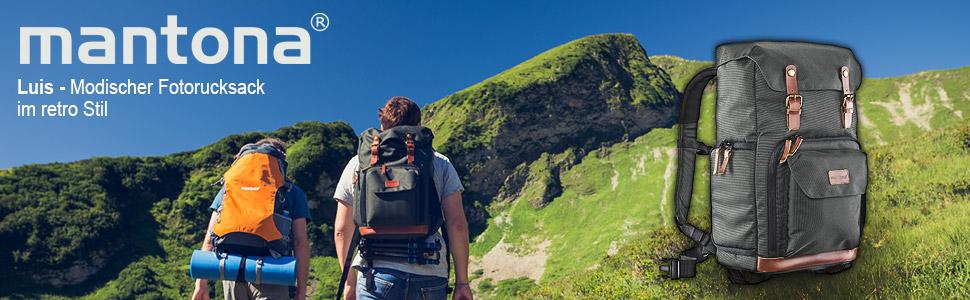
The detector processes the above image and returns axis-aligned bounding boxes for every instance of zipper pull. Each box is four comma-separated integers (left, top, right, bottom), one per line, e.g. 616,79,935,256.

718,143,733,175
791,136,803,154
778,136,803,165
711,147,721,175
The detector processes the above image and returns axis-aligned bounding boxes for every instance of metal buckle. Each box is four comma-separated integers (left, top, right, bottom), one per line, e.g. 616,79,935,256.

842,94,855,128
843,94,855,111
786,94,803,112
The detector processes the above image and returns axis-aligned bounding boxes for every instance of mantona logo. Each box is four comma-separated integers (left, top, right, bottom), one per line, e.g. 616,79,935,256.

19,15,314,65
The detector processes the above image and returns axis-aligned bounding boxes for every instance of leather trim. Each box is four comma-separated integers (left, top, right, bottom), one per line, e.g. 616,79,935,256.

711,148,720,175
718,148,732,175
405,134,415,165
785,65,802,131
828,169,850,185
842,96,855,129
369,135,380,167
756,248,857,273
359,225,429,236
786,95,802,131
841,66,855,128
785,65,799,94
840,66,853,94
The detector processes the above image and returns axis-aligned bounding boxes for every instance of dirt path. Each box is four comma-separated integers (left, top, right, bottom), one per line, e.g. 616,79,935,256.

936,86,963,119
871,82,934,130
660,147,676,226
611,169,620,191
858,108,886,145
471,238,551,289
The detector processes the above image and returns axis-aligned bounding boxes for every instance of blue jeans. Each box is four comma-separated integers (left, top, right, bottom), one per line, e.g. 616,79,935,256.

356,268,448,300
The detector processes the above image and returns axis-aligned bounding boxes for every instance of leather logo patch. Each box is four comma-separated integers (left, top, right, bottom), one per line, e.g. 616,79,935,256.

828,169,850,185
385,180,399,188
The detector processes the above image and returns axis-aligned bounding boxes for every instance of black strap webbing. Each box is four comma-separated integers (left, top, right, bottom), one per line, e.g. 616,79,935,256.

441,226,453,294
335,229,360,300
661,67,718,280
236,256,247,282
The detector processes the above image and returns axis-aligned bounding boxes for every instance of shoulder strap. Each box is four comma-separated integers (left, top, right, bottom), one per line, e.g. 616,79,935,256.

661,67,718,279
335,228,360,300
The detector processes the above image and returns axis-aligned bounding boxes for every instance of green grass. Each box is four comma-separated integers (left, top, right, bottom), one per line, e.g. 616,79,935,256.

650,55,714,92
422,34,679,212
0,121,357,299
478,277,538,300
521,124,970,299
470,55,970,298
427,34,676,146
471,128,712,283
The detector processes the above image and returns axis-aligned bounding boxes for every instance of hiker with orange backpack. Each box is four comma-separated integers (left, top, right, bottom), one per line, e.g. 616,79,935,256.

191,138,312,300
333,97,473,300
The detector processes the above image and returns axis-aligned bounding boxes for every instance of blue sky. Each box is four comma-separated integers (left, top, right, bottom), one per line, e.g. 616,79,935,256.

3,1,969,168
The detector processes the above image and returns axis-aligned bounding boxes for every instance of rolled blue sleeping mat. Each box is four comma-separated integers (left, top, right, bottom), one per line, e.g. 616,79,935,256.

189,250,297,286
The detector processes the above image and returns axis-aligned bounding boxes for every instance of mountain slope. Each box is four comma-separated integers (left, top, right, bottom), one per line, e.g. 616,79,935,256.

0,121,357,298
855,66,970,145
1,34,968,300
499,58,970,298
423,34,680,218
524,123,970,299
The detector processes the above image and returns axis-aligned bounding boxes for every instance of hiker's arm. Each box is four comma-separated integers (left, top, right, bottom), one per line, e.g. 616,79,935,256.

201,211,218,251
293,219,310,300
334,200,358,291
442,192,471,287
192,211,218,300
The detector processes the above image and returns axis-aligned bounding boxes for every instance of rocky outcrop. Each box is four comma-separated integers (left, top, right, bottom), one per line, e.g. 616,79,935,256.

424,34,679,210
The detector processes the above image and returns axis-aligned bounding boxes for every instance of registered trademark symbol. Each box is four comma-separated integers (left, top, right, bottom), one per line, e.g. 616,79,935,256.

311,13,329,31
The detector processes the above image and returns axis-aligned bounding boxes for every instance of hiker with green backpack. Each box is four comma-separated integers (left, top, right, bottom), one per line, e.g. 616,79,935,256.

333,97,473,300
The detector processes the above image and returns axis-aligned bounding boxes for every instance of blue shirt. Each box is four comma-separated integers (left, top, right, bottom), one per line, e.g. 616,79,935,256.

210,183,310,221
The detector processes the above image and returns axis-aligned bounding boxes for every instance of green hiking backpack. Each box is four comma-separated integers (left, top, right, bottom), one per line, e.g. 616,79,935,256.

353,126,442,239
336,126,450,299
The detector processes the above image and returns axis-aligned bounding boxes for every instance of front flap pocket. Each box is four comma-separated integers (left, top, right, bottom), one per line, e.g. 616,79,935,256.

366,166,419,193
363,166,424,227
789,149,867,199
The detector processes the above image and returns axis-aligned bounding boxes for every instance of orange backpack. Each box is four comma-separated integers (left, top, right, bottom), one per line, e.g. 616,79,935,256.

212,143,293,258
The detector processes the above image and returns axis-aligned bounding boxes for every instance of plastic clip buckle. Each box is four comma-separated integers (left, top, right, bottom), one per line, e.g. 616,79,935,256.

660,256,698,279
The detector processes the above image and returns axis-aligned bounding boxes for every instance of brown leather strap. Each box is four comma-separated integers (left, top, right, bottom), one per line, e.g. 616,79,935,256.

785,65,802,131
778,136,803,165
779,139,792,164
254,258,263,284
718,148,732,175
405,134,415,165
785,65,799,94
756,248,858,273
369,135,380,167
841,66,855,128
711,148,720,175
840,66,853,95
359,225,429,236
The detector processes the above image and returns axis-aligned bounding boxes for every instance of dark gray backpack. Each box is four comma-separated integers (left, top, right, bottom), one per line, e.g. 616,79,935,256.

337,126,450,299
662,41,867,284
353,125,442,240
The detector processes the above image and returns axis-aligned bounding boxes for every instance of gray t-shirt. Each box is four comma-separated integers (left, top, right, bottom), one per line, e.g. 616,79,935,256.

333,152,463,279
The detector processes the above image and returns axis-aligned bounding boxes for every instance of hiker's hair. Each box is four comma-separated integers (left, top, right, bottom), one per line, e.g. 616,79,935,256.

255,137,287,153
378,96,421,129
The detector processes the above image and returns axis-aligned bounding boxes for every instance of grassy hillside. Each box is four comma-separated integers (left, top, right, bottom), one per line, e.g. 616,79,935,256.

0,121,357,299
1,34,967,299
523,124,970,299
468,54,969,298
423,34,680,218
855,66,970,146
